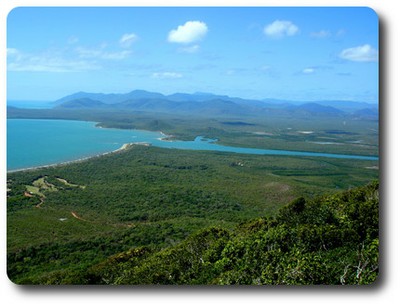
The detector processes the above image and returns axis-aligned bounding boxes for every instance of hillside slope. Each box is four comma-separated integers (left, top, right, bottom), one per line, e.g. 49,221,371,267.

106,180,379,285
23,181,378,285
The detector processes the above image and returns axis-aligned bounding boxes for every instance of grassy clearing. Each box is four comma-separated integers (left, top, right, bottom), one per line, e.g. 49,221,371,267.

56,177,86,189
25,185,44,197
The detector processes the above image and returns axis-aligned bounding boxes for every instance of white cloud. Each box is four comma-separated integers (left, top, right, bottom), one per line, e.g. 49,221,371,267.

302,68,315,74
168,21,208,44
310,30,331,38
151,72,183,79
339,44,378,62
7,48,100,72
8,61,99,73
75,46,131,60
101,50,132,60
7,48,22,59
7,37,137,74
119,33,138,48
179,44,200,53
264,20,299,38
75,47,102,58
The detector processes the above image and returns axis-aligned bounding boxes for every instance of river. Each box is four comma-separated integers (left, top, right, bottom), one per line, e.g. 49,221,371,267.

7,119,378,171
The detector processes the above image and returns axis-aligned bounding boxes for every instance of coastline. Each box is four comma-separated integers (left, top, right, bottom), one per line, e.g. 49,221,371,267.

157,131,175,142
7,142,137,173
7,118,378,174
7,119,166,174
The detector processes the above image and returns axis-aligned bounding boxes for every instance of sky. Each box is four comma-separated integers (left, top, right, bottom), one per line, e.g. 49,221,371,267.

6,6,379,102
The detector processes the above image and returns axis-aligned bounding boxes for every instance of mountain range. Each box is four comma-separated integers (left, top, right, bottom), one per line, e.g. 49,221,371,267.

52,89,378,119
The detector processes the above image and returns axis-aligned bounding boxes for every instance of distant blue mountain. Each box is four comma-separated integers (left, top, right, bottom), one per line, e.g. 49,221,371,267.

263,98,377,112
285,103,345,116
55,98,108,109
54,90,165,105
352,107,379,119
53,89,378,119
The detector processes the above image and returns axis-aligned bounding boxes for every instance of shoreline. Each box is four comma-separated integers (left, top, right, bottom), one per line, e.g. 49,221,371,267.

7,142,139,174
7,119,378,173
6,119,175,173
7,119,166,174
157,131,175,142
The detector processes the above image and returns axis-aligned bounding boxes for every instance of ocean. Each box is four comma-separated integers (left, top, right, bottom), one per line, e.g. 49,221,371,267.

7,119,164,171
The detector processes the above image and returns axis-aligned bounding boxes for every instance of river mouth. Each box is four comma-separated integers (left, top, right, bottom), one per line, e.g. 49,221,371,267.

7,119,379,171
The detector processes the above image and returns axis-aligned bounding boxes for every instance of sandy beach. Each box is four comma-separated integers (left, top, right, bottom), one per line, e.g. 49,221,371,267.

7,142,135,173
157,131,175,142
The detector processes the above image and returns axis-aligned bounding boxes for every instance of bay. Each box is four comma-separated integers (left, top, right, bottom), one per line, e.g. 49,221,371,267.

7,119,378,171
6,119,164,171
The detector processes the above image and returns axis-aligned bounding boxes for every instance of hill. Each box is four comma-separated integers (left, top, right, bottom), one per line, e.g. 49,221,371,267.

50,89,378,120
285,102,345,116
54,98,108,109
10,180,378,285
53,89,165,105
86,181,379,285
263,98,377,112
7,138,378,285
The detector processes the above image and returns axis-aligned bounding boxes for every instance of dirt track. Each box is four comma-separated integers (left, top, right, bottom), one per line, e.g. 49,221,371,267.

71,211,86,221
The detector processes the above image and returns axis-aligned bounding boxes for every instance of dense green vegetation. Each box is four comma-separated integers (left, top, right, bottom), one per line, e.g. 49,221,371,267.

7,99,379,284
88,181,379,285
8,177,379,284
7,144,378,284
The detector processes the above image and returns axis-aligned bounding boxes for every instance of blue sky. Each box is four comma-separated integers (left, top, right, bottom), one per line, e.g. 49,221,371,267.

7,6,378,102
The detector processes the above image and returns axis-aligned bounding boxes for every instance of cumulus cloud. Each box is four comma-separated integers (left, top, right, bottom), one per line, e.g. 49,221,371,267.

339,44,378,62
264,20,299,38
119,33,138,48
168,21,208,44
151,72,183,79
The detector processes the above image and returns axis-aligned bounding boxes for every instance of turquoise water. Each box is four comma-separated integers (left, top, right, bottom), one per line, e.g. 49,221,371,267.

7,119,164,171
7,119,378,171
